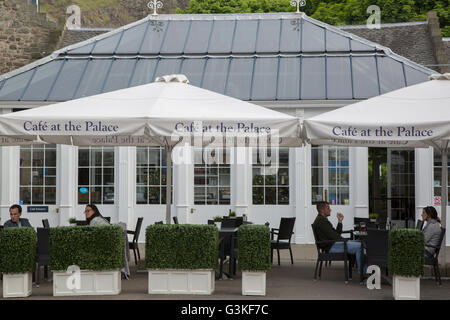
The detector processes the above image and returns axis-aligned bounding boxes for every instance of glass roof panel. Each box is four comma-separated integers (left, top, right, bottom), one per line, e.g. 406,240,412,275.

102,59,137,93
326,30,350,52
153,58,182,79
0,70,32,100
47,59,89,101
74,59,112,99
232,20,258,53
179,58,205,87
279,19,301,52
352,56,379,98
301,57,326,99
115,22,149,54
327,57,352,99
22,60,64,101
302,20,325,52
378,57,406,94
404,65,429,86
129,59,158,87
92,31,123,54
277,57,300,100
226,57,254,100
208,20,235,53
140,20,169,54
160,21,191,54
202,58,230,94
184,20,213,54
251,57,278,100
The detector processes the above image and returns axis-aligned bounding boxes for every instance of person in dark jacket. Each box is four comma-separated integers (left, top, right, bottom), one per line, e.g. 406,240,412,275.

3,204,32,228
312,201,365,274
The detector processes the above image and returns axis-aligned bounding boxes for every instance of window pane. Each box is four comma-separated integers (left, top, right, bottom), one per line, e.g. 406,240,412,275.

78,187,89,204
219,187,230,204
136,187,148,204
32,149,44,166
311,167,323,186
45,187,56,204
338,187,350,205
149,187,160,204
78,149,90,166
20,187,31,204
148,168,160,185
45,149,56,166
91,148,102,166
219,168,230,185
78,168,89,185
103,148,114,166
207,187,218,205
20,168,31,185
265,187,276,204
278,187,289,205
278,168,289,185
253,167,264,185
90,187,102,204
194,187,205,204
311,147,324,165
32,187,44,204
20,149,31,167
312,187,324,204
103,168,114,185
93,168,102,185
253,187,264,205
279,148,289,166
136,148,148,166
137,168,148,185
32,168,44,185
103,187,114,204
337,168,350,186
328,168,337,187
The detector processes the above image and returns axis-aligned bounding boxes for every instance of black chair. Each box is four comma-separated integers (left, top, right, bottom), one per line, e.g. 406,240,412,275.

271,217,296,265
415,219,423,230
127,217,143,265
173,216,179,224
365,229,389,277
425,227,446,286
154,221,164,225
42,219,50,228
207,220,215,225
311,224,352,282
218,232,238,279
36,227,50,287
75,220,88,226
103,216,111,223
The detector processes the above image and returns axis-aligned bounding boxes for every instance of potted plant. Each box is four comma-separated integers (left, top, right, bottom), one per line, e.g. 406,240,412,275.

0,227,36,298
369,213,378,223
68,217,77,226
238,224,271,296
50,225,124,296
388,229,424,300
146,224,218,294
229,210,236,217
213,216,222,229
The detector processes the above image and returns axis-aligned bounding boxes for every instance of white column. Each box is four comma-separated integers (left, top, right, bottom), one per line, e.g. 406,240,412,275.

234,147,250,218
117,146,134,227
173,144,192,224
0,146,20,221
58,145,77,226
415,147,433,220
351,147,369,218
294,147,307,244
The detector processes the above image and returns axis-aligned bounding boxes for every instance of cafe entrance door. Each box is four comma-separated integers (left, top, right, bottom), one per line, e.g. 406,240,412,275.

369,148,416,228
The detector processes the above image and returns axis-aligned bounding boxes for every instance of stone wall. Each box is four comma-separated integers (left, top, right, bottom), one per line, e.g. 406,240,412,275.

0,0,61,75
427,11,450,74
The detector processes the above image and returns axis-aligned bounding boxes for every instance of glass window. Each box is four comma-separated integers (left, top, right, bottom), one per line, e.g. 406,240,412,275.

20,144,57,205
136,147,172,205
252,148,289,205
78,147,115,204
433,148,450,205
311,145,349,205
194,148,231,205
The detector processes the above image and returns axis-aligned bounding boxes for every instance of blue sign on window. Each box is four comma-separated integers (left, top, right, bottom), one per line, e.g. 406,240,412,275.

79,187,88,194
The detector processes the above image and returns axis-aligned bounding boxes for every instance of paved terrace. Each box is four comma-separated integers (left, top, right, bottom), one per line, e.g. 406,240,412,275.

1,245,449,300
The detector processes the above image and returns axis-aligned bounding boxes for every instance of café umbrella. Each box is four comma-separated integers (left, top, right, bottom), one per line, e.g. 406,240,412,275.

0,74,302,224
303,73,450,269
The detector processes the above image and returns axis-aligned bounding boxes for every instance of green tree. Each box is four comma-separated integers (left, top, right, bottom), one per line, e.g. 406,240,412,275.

177,0,449,36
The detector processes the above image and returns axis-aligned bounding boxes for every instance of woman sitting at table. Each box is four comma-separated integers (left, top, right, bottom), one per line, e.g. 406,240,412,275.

85,204,110,226
421,206,442,257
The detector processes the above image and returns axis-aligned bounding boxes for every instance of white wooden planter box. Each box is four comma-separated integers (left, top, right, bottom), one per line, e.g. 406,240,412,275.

393,275,420,300
242,271,266,296
148,269,215,295
53,270,121,296
2,272,32,298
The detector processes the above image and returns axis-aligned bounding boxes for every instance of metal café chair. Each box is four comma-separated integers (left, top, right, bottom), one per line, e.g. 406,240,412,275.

36,227,50,287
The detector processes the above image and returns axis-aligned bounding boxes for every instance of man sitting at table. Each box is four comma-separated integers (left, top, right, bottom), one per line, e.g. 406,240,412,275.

312,201,366,275
3,204,32,228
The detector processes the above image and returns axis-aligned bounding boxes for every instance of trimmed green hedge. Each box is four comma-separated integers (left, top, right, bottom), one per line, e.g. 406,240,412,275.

388,229,424,277
50,226,124,271
0,227,36,273
238,225,271,272
146,224,218,270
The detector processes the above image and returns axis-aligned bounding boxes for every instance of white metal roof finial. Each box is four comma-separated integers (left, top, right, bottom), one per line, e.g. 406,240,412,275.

290,0,306,13
148,0,163,16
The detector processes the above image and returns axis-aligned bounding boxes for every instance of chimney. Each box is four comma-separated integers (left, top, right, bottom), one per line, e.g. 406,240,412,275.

427,11,450,73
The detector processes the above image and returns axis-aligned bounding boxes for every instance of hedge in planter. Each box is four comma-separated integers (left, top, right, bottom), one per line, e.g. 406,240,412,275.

0,227,36,274
146,224,218,270
388,228,424,277
50,226,124,271
238,225,271,272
